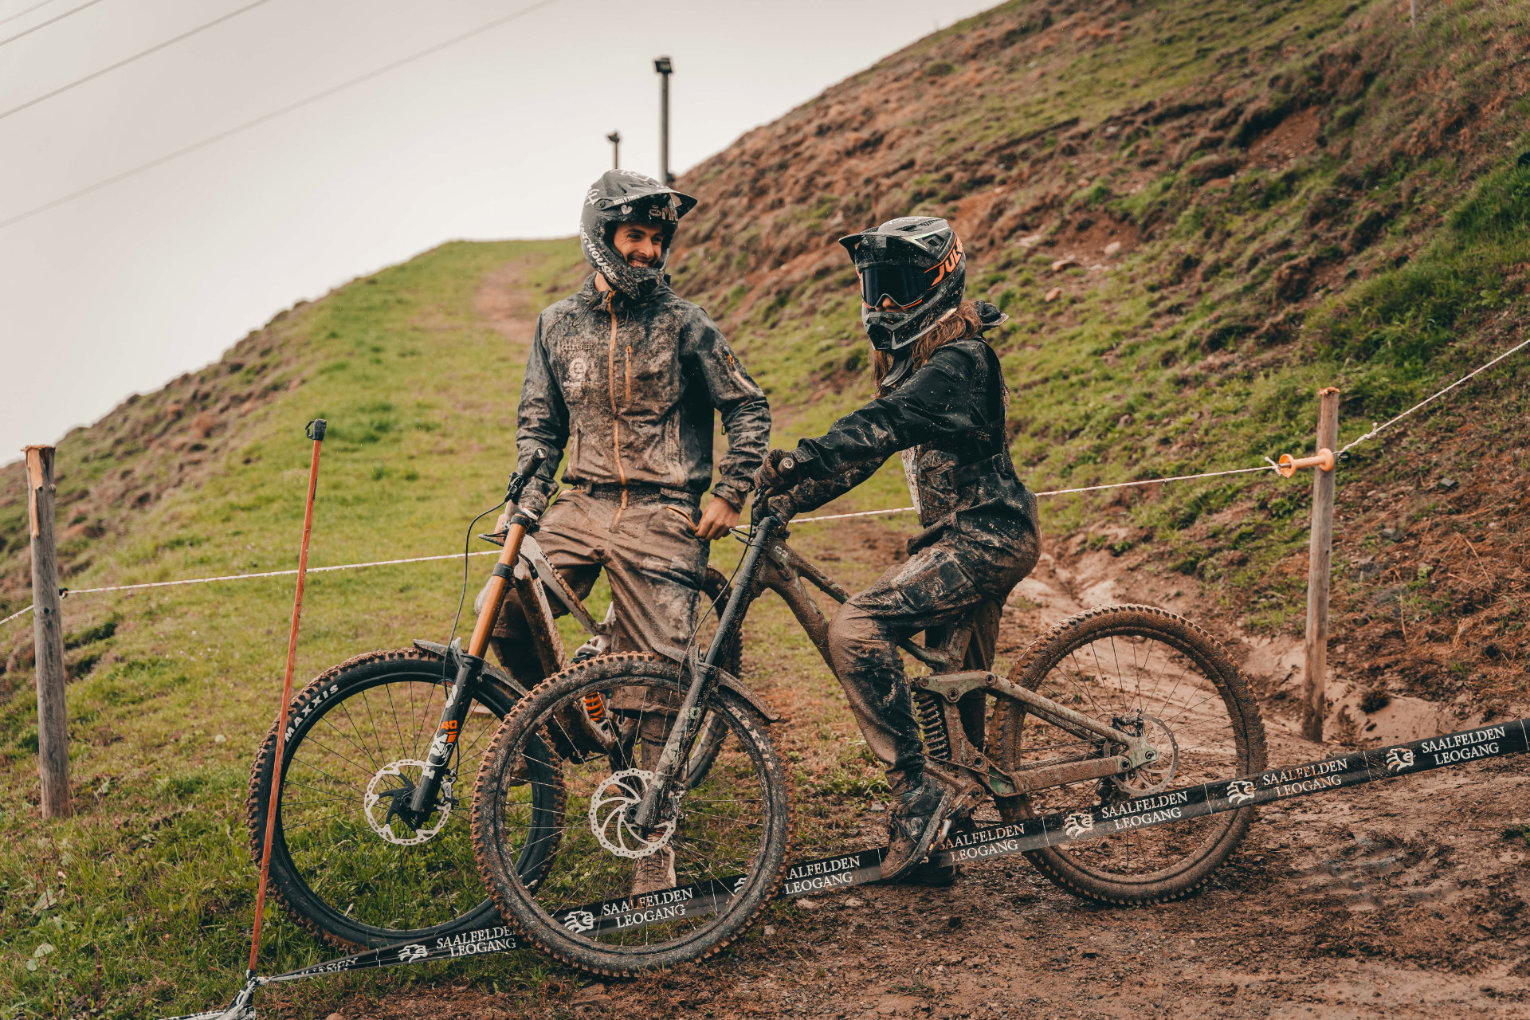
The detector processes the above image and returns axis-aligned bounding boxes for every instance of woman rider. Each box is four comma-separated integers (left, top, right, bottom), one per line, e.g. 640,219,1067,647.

755,217,1040,882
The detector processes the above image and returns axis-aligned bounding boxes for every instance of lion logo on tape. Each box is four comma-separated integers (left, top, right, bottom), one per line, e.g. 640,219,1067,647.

563,909,596,934
1226,779,1256,806
1385,747,1416,774
396,944,428,964
1063,811,1094,839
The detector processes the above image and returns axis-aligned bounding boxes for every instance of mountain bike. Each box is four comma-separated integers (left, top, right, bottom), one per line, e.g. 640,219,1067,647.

245,452,741,949
470,504,1268,974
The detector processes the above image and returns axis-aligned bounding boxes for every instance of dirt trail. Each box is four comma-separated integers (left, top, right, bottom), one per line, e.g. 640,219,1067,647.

325,260,1530,1020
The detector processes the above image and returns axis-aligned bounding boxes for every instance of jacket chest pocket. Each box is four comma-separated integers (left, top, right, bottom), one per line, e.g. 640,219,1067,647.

621,343,675,417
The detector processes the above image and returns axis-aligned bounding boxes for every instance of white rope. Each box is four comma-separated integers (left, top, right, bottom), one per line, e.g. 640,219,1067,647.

1,604,33,627
62,549,501,596
0,549,504,629
1338,334,1530,456
792,463,1278,523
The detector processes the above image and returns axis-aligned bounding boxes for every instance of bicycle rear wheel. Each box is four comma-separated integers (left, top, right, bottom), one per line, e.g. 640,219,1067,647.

472,653,791,975
989,605,1266,904
246,648,563,947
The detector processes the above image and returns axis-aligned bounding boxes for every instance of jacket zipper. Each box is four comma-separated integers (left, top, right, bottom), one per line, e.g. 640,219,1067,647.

607,302,628,528
625,345,633,402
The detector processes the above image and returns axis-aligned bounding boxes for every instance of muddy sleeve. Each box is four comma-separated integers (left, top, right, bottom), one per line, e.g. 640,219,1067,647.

780,453,885,515
514,315,567,514
685,312,771,509
791,343,989,480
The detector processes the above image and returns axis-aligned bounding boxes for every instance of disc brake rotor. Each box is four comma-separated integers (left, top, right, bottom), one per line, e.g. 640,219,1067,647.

588,768,676,859
363,759,453,846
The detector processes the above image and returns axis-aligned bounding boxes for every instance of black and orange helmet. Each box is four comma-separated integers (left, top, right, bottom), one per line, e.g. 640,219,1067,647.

838,216,966,355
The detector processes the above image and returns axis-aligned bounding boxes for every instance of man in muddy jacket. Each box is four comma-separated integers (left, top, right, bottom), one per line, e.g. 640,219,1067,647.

489,172,769,847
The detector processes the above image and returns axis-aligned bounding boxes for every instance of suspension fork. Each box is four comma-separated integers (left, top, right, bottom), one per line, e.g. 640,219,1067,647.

630,516,780,830
406,512,537,822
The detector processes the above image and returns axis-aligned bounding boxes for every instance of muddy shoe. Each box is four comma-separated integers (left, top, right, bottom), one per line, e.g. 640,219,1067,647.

879,778,956,883
630,846,677,896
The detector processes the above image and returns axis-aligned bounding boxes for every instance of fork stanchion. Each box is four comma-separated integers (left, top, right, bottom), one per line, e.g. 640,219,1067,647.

248,419,326,976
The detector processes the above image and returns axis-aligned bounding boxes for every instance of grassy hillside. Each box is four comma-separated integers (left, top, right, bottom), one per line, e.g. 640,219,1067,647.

2,0,1528,1015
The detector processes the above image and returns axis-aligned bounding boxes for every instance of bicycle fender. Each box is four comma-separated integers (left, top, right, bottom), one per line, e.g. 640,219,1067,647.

412,639,531,698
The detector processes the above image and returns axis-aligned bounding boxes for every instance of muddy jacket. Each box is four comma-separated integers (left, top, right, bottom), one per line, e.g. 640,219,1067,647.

785,336,1037,549
516,275,770,514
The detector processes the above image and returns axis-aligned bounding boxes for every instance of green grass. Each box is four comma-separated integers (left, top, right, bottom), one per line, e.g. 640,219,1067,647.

5,0,1530,1014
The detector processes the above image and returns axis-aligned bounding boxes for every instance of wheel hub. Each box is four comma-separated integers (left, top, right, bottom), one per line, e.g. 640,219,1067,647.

588,768,676,859
363,759,453,846
1107,713,1178,797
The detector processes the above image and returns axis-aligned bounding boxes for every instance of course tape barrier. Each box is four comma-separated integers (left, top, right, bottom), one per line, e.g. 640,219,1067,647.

245,716,1528,986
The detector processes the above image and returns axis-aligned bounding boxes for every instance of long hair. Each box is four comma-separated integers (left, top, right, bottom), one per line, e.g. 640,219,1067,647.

870,299,984,394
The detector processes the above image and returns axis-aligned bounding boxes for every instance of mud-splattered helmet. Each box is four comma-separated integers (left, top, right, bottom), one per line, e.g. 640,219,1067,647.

838,216,966,355
579,169,697,301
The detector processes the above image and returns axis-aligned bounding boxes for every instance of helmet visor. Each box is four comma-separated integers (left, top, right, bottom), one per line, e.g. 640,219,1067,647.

859,263,929,310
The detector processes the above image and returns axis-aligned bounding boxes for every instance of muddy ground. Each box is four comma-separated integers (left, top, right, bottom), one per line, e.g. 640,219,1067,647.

309,532,1530,1020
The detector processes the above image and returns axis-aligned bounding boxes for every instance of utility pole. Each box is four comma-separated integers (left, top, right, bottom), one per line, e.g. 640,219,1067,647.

607,131,621,169
653,56,673,185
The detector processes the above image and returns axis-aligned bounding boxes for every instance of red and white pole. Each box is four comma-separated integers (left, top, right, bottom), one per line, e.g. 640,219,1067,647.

249,419,326,975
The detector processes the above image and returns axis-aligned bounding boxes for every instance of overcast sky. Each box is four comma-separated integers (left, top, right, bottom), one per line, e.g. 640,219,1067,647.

0,0,996,456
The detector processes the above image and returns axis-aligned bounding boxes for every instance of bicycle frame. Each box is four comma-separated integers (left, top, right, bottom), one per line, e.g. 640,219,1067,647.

636,514,1163,825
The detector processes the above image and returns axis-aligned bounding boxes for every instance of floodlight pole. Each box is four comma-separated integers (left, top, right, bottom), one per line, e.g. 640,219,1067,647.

654,56,673,185
607,131,621,169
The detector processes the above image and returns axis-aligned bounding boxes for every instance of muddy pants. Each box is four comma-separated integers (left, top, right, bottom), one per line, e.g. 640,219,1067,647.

480,487,708,690
827,526,1039,792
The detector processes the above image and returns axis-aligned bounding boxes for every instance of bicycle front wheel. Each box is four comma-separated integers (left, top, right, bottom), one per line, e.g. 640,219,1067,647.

990,605,1266,904
246,648,563,947
472,653,791,975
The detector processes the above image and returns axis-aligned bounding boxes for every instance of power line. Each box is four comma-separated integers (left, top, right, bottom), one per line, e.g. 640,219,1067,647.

0,0,105,47
0,1,59,28
0,0,276,123
0,0,560,231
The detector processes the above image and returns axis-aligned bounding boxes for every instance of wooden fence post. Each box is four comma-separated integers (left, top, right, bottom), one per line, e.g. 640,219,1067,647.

25,445,71,817
1301,389,1340,742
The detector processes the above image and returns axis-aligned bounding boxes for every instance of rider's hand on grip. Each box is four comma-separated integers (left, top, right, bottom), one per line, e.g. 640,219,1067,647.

753,448,801,496
504,448,549,505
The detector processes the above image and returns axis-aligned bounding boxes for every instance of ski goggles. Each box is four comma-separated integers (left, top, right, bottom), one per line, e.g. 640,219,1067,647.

858,262,931,310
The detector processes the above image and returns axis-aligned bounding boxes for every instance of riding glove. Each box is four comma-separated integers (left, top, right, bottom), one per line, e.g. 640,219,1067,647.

753,448,804,496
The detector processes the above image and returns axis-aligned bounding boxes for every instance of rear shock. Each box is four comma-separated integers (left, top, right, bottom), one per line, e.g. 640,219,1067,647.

914,689,951,761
